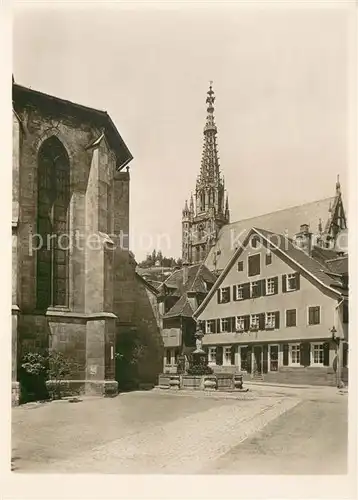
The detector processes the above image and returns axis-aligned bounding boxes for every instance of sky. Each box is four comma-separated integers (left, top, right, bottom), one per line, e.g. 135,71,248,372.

13,3,353,261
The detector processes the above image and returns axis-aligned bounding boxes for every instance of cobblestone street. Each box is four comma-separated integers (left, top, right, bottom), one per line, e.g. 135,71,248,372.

12,387,348,474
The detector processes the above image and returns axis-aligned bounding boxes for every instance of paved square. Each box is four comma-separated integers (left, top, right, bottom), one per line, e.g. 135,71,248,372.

12,388,347,474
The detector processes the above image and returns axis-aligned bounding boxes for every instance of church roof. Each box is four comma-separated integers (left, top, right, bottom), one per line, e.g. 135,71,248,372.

205,196,338,271
12,82,133,171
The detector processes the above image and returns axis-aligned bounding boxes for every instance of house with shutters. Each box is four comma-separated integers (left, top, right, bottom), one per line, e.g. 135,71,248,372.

157,262,217,373
193,223,348,387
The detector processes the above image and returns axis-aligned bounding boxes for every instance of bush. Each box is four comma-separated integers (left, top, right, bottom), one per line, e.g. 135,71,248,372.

21,350,78,401
187,365,213,376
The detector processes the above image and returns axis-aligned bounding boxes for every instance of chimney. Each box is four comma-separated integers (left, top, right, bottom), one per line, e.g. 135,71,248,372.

182,261,189,285
294,223,313,256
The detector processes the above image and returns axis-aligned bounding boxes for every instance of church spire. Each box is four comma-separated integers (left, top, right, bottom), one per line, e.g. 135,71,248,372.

199,82,220,183
336,174,341,195
182,83,230,264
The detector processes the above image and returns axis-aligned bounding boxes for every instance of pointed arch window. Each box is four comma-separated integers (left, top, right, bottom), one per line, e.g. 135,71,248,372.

200,191,205,212
36,137,70,309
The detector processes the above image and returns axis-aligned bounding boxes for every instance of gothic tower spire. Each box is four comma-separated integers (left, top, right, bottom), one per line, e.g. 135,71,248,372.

182,82,230,264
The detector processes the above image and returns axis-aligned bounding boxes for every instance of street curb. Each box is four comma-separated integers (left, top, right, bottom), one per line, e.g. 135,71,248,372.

150,387,256,400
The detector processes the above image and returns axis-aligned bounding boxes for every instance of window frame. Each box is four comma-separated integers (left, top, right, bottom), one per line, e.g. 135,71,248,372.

250,280,260,298
286,273,297,292
208,347,217,365
311,342,324,366
237,260,244,272
234,284,244,301
285,308,297,327
289,343,301,366
223,346,232,366
265,312,276,329
266,277,276,295
221,317,231,333
36,137,70,310
219,286,230,304
236,316,245,331
250,313,260,329
265,252,272,265
206,319,216,334
248,253,261,277
308,306,321,326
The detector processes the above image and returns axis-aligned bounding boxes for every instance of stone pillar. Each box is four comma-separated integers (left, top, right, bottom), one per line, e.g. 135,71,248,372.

12,112,20,405
82,140,118,396
12,306,20,405
85,314,117,395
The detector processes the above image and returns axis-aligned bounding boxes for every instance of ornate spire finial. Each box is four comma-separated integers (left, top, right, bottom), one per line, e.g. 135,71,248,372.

190,193,194,213
336,174,341,195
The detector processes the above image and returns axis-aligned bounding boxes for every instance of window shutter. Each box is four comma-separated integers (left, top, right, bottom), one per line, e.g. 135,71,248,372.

259,313,265,330
282,275,287,293
262,345,268,374
216,319,221,333
230,345,236,365
295,273,300,291
343,343,348,368
216,346,223,365
227,287,231,302
230,317,236,332
244,315,250,331
301,342,311,366
212,320,216,334
243,283,250,300
308,307,312,324
274,276,279,294
217,289,221,304
246,346,252,373
283,344,289,366
274,311,280,329
300,343,305,366
261,279,266,296
323,342,330,367
233,285,237,301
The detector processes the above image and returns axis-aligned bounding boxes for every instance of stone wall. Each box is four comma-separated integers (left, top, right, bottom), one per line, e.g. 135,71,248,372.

113,249,164,388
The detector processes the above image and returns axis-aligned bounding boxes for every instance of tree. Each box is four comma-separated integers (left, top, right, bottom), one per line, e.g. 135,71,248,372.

137,251,183,269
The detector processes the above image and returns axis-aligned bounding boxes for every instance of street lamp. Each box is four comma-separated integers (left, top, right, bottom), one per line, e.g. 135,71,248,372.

331,326,344,389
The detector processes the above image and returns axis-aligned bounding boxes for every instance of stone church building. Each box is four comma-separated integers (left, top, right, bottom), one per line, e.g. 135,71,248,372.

12,81,163,404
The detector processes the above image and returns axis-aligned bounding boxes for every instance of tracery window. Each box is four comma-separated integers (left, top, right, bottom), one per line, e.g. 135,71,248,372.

36,136,70,309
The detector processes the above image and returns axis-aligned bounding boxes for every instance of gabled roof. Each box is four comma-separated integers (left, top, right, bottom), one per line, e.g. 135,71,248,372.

159,263,216,296
205,196,338,271
12,83,133,171
161,263,217,318
325,256,348,275
194,226,344,319
163,293,194,319
254,228,342,290
135,272,160,295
